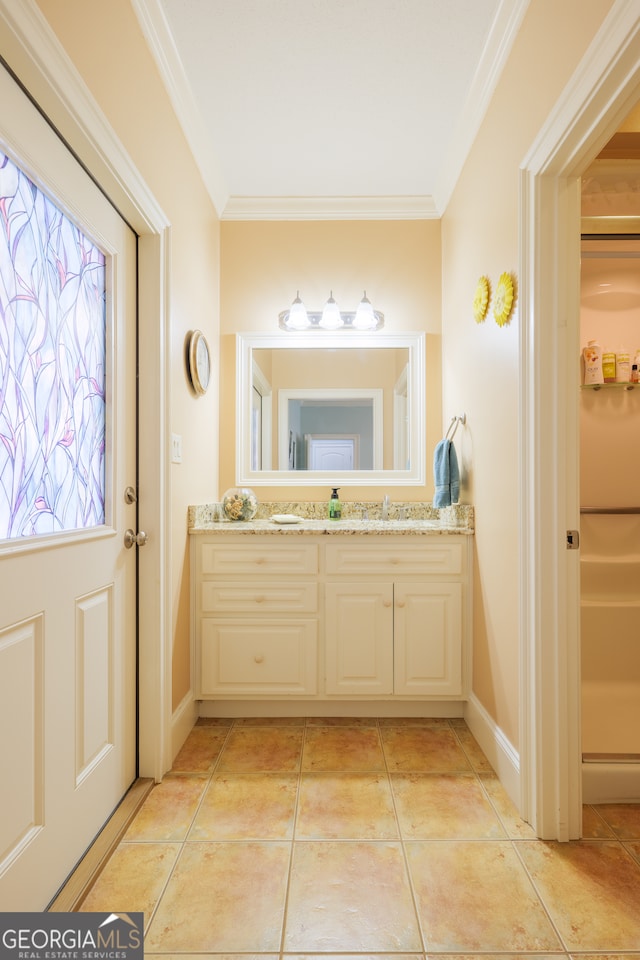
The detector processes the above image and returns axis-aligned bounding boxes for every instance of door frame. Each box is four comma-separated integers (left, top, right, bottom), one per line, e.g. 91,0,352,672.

519,0,640,838
0,0,173,781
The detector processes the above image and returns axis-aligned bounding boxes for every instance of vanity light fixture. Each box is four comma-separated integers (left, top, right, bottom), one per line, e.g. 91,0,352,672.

320,291,342,329
279,290,384,331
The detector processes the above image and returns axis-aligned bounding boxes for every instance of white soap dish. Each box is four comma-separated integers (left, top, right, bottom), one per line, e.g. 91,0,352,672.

270,514,302,524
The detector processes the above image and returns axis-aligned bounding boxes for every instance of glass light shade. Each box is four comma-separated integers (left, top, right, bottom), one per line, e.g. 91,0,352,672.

353,291,376,330
285,291,310,330
319,291,343,330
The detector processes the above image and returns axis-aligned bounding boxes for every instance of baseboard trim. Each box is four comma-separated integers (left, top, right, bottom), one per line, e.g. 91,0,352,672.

172,690,199,762
197,699,466,719
47,778,153,912
464,693,520,809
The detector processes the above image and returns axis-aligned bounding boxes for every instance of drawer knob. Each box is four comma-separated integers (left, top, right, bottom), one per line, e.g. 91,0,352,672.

254,595,266,603
254,654,264,663
255,556,267,564
390,557,400,564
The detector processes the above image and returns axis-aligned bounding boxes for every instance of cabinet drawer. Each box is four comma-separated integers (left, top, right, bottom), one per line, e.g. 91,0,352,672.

325,541,463,576
200,618,317,695
201,581,317,614
199,541,318,576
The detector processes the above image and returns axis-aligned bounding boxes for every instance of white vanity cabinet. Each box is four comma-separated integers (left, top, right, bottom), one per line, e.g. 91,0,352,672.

324,541,464,696
195,540,319,696
191,530,471,707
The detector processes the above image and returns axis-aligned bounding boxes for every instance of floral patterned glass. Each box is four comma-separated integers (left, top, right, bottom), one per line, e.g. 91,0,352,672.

0,150,107,539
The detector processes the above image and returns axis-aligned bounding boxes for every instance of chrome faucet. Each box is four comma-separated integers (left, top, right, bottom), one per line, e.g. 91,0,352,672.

381,495,390,520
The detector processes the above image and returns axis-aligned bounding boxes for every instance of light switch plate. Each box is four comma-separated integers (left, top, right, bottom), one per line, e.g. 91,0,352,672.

171,433,182,464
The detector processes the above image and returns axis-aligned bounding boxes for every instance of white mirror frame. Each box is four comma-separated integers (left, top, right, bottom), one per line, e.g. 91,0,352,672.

236,332,425,486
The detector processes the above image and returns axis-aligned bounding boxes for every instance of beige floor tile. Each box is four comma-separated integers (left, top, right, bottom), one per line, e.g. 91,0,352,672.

406,840,561,952
188,773,297,840
145,841,290,953
452,725,495,772
145,955,275,960
217,726,304,772
480,773,537,838
582,804,615,838
171,725,230,772
123,774,208,841
625,839,640,864
233,716,305,726
567,956,640,960
284,841,422,952
195,717,234,727
79,842,180,923
284,955,423,959
518,840,640,951
306,716,379,726
391,772,506,839
593,803,640,838
301,725,385,772
380,724,472,772
296,773,398,839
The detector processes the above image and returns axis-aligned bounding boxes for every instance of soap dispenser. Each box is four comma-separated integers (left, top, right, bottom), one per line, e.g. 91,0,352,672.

328,487,341,520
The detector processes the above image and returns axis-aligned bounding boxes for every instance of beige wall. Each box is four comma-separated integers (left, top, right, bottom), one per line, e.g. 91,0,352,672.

33,0,221,711
441,0,615,749
220,219,442,501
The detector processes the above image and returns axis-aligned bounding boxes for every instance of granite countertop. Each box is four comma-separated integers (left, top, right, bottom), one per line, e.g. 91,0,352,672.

188,501,474,536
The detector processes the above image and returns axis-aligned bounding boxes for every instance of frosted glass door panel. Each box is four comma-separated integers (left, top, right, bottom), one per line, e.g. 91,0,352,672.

0,151,107,539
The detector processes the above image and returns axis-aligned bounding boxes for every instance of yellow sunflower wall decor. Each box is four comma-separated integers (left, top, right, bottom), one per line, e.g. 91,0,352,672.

472,276,490,323
493,272,515,327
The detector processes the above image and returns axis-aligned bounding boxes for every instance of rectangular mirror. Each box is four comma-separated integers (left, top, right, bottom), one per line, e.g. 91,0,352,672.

236,332,425,486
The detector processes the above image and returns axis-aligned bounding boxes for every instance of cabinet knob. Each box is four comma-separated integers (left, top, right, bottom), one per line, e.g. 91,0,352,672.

254,654,264,663
383,599,392,607
396,600,406,608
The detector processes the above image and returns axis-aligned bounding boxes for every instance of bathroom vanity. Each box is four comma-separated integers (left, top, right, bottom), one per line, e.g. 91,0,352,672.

189,505,473,717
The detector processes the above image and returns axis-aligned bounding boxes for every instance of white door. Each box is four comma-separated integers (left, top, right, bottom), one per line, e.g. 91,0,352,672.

0,65,137,909
307,436,357,470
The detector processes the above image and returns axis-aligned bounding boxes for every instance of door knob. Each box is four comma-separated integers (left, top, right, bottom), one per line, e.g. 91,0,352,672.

124,529,148,549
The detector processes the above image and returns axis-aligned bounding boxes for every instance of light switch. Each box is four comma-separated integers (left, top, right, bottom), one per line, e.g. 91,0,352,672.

171,433,182,464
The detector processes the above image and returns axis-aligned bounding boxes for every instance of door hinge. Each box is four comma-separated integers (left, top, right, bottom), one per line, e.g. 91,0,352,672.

566,529,580,550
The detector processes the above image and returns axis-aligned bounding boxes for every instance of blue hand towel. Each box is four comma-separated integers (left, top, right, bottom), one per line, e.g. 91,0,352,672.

433,438,460,507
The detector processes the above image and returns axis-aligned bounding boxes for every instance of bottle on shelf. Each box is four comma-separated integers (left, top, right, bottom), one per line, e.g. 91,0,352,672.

616,348,630,383
602,347,616,383
582,340,603,385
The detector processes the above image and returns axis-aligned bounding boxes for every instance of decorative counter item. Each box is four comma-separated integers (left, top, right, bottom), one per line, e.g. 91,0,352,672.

222,487,258,521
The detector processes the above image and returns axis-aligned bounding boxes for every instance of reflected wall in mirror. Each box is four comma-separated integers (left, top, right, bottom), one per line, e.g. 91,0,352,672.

236,332,425,486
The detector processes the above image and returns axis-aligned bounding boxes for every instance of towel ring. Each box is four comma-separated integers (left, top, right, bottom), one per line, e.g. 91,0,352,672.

445,413,466,442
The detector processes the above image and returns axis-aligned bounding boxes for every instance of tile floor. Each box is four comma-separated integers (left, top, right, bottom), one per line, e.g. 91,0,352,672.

80,717,640,957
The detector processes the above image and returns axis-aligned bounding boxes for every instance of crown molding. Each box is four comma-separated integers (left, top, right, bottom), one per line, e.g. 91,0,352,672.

434,0,531,213
221,195,439,221
131,0,229,218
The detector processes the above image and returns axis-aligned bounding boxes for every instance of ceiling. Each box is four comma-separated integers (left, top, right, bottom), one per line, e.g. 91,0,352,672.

134,0,529,219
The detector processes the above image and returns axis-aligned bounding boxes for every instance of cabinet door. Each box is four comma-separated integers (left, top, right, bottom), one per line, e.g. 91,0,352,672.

394,582,462,695
325,583,393,694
